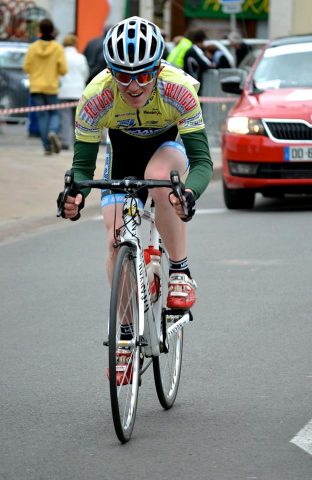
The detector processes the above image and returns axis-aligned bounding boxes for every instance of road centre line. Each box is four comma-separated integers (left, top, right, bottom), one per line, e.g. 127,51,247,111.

290,419,312,456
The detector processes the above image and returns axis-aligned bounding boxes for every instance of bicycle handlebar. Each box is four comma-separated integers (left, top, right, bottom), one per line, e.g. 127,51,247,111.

57,169,189,218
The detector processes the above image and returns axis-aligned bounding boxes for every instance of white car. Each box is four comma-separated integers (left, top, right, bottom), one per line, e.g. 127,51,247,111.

0,41,29,120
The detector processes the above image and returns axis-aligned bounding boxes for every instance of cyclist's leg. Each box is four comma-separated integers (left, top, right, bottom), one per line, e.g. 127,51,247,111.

144,141,188,262
144,141,196,309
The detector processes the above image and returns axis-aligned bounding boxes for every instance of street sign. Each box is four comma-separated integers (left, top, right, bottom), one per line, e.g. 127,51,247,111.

222,4,242,13
220,0,243,14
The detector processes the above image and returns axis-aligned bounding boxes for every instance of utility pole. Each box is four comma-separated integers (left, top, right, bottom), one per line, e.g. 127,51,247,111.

139,0,154,21
230,14,237,31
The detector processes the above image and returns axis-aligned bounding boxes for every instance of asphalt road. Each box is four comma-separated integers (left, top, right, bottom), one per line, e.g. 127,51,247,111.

1,182,312,479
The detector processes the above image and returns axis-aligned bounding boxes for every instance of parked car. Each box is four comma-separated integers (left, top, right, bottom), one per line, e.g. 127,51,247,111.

222,38,267,68
220,34,312,209
0,41,29,120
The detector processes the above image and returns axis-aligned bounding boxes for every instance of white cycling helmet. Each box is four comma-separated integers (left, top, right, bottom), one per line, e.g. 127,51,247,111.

103,16,164,73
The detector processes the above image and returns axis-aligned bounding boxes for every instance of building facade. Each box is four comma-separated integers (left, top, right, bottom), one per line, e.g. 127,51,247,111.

269,0,312,38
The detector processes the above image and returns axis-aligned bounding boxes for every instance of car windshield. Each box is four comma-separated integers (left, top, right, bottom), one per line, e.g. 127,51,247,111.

252,43,312,89
0,48,26,68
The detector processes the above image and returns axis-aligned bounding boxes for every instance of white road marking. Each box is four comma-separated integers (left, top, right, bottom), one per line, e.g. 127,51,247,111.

290,419,312,455
196,208,227,214
91,208,227,221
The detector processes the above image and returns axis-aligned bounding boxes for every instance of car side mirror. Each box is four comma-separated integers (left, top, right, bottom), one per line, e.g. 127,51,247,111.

219,68,247,95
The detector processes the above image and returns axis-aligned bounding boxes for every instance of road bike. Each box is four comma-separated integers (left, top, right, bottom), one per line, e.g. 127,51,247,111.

57,169,193,443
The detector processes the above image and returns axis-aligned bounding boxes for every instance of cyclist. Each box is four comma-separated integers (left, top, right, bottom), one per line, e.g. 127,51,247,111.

60,16,213,311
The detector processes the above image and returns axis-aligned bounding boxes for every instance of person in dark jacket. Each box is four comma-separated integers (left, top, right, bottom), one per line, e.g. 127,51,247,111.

204,42,232,68
83,24,111,83
183,29,213,94
228,31,251,67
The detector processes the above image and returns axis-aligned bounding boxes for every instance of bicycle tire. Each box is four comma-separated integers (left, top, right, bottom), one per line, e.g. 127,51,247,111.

108,244,141,443
152,248,184,409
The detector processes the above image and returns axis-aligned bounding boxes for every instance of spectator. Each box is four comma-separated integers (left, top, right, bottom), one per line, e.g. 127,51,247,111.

166,35,193,69
183,29,213,94
58,34,89,150
228,31,251,67
23,18,67,155
204,42,232,68
83,24,110,84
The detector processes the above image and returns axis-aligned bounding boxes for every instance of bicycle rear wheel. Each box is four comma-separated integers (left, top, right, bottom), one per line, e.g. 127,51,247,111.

108,244,140,443
153,248,183,409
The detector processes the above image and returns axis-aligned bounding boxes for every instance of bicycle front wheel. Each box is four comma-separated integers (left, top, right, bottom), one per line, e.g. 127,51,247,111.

108,244,140,443
153,249,183,409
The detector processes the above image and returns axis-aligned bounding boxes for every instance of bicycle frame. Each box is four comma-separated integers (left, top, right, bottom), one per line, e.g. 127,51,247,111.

116,195,192,359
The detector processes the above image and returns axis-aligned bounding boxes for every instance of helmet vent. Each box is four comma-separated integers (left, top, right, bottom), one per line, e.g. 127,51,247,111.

117,39,124,61
107,38,114,58
150,37,157,56
128,27,135,39
139,39,146,61
128,42,135,63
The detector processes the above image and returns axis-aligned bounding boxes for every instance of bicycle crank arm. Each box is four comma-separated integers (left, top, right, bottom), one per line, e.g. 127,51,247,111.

166,312,192,339
103,336,148,348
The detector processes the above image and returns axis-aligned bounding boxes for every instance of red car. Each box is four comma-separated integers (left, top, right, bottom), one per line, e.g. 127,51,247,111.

220,35,312,209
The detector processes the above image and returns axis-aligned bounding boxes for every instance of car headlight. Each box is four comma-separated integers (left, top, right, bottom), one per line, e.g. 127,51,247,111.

226,117,266,135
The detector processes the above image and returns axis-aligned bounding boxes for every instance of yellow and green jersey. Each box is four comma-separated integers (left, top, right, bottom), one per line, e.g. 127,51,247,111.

73,61,213,199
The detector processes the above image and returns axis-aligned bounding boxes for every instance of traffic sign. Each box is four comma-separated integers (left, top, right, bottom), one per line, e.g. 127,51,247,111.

220,0,243,14
222,4,242,13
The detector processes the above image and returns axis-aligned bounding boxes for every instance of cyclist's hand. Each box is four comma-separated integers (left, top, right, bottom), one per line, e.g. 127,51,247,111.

170,189,196,222
57,192,85,221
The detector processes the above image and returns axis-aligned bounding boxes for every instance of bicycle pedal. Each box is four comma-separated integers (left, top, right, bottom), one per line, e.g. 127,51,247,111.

163,308,192,319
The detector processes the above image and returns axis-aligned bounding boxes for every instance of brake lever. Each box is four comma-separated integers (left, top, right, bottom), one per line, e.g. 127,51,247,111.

170,170,189,218
56,169,80,219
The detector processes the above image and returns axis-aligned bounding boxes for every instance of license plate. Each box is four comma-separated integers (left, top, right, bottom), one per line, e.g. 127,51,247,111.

284,146,312,161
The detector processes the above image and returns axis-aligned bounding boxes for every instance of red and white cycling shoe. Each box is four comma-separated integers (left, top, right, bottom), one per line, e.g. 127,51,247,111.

167,273,197,310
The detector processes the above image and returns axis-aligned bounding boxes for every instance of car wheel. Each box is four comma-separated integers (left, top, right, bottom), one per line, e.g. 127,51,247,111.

223,180,255,209
0,91,14,110
0,91,24,124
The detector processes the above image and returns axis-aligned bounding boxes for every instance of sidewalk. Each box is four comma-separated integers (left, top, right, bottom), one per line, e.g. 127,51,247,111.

0,122,221,243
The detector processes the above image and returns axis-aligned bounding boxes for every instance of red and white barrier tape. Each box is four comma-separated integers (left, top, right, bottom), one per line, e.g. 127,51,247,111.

199,96,236,104
0,101,79,116
0,97,235,116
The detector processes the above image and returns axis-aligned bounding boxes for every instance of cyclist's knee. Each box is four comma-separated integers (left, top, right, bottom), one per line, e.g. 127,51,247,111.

146,147,187,179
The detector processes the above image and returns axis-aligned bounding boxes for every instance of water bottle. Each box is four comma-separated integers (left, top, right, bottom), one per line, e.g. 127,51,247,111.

144,249,157,302
147,245,161,301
